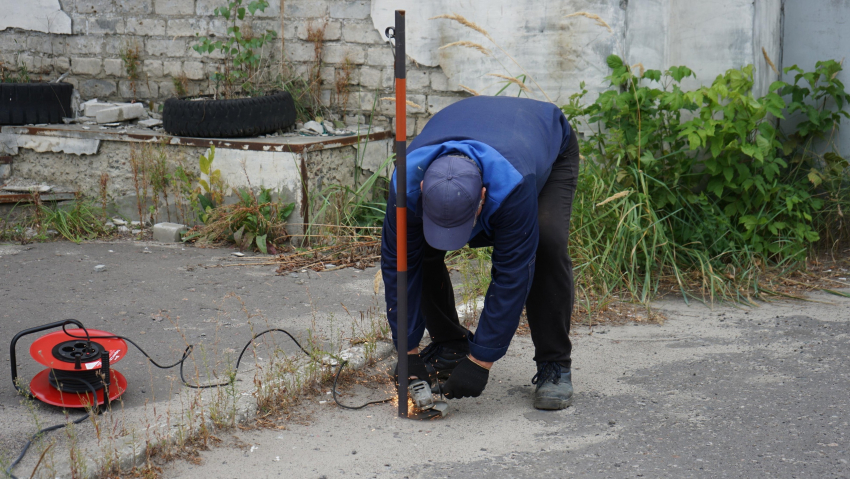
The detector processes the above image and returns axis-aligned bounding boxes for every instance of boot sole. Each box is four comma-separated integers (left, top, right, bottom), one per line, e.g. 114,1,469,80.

534,396,573,410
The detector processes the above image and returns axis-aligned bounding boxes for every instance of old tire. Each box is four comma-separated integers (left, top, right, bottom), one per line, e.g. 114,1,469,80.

162,91,297,138
0,82,74,125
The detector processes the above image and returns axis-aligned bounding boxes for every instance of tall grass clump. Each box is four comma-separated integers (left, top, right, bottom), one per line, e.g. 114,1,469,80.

305,139,394,244
40,196,108,243
564,56,850,307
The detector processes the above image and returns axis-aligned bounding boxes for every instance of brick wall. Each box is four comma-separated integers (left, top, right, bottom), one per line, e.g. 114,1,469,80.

0,0,467,130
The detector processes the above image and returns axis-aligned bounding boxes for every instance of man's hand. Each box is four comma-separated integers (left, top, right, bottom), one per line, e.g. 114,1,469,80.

442,357,490,399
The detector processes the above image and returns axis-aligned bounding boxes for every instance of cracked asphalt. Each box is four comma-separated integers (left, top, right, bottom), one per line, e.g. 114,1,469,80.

2,241,849,478
162,294,850,478
0,240,383,465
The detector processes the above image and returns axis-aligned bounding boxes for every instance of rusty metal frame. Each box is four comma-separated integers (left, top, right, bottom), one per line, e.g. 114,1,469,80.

0,192,76,204
1,125,392,154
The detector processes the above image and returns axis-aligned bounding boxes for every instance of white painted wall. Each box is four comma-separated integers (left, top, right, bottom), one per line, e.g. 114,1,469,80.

372,0,781,104
0,0,71,35
783,0,850,155
201,148,303,212
372,0,624,104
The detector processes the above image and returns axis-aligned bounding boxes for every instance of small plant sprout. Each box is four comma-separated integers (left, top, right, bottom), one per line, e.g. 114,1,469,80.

192,0,277,99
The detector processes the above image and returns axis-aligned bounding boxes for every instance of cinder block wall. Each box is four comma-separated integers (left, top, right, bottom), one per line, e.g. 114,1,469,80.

0,0,788,135
0,0,465,131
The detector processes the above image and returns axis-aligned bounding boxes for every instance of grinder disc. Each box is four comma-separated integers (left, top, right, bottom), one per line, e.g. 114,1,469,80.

30,329,127,371
29,369,127,408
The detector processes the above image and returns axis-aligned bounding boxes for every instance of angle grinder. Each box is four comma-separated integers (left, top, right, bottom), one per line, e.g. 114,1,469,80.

407,378,448,419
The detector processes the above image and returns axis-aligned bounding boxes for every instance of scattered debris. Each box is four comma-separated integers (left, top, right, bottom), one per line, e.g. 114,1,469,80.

153,222,188,243
138,118,163,128
93,264,107,272
95,103,146,124
0,181,77,204
300,121,325,136
2,184,52,193
298,120,354,137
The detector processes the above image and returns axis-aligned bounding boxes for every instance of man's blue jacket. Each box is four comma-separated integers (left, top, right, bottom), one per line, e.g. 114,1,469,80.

381,96,573,362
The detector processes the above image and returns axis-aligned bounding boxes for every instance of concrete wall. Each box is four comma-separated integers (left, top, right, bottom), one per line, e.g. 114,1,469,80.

0,0,783,131
782,0,850,155
1,127,392,226
624,0,781,96
0,0,461,132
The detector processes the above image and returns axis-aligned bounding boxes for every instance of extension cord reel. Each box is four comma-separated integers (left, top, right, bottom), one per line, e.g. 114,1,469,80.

11,321,128,408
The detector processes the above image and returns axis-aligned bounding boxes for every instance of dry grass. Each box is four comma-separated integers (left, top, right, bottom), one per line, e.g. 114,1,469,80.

487,73,532,93
380,97,423,109
596,190,631,207
306,20,327,104
565,12,613,33
334,56,355,112
438,41,492,56
429,13,494,42
458,84,481,96
631,62,646,78
431,11,553,102
762,47,779,75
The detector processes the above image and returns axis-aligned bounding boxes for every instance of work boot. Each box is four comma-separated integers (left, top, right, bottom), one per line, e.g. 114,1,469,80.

532,362,573,410
420,337,470,380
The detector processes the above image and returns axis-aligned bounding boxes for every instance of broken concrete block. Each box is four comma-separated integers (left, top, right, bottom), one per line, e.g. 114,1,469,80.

95,103,145,124
93,264,107,272
83,101,117,117
138,118,163,128
153,222,187,242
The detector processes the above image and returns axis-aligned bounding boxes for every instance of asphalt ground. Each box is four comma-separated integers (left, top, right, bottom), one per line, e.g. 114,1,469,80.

2,240,849,478
161,293,850,479
0,240,385,464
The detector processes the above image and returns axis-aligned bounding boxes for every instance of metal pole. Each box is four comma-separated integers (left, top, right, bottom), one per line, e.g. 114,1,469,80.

394,9,408,419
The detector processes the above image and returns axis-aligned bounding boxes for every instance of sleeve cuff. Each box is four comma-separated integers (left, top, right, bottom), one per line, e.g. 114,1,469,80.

391,320,428,353
468,340,509,363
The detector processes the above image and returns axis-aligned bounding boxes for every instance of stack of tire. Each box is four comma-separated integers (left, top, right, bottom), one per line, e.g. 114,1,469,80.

163,90,297,138
0,83,74,125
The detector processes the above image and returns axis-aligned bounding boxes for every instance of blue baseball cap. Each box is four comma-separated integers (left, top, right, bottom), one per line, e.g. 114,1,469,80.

421,154,483,251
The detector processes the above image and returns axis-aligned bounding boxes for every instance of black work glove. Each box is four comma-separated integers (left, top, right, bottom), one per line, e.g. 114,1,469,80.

394,354,431,383
442,357,489,399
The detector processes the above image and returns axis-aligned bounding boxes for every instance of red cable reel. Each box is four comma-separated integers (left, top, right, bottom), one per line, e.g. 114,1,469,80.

11,320,128,408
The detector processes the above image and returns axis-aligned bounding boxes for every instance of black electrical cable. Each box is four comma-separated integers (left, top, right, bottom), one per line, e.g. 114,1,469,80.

6,376,97,479
48,369,105,393
60,323,312,389
8,320,398,478
332,360,394,410
331,360,446,410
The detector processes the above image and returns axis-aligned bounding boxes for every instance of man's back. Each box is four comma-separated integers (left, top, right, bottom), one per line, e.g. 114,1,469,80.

409,96,572,191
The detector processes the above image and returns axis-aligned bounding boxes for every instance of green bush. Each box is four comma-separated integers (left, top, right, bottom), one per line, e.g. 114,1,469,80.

564,56,850,260
563,56,850,304
189,186,296,253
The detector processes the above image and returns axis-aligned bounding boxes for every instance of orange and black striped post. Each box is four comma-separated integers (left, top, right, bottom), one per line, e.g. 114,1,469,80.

393,9,409,418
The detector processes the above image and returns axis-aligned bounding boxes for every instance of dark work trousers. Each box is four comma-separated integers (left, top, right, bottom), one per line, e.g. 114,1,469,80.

419,130,580,368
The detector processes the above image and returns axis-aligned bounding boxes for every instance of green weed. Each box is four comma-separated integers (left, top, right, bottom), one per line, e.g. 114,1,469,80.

559,57,850,309
194,186,296,253
192,0,277,99
39,196,107,243
306,144,393,243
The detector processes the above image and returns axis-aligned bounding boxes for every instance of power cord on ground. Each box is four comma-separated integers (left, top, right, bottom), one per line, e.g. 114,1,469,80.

7,319,383,479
